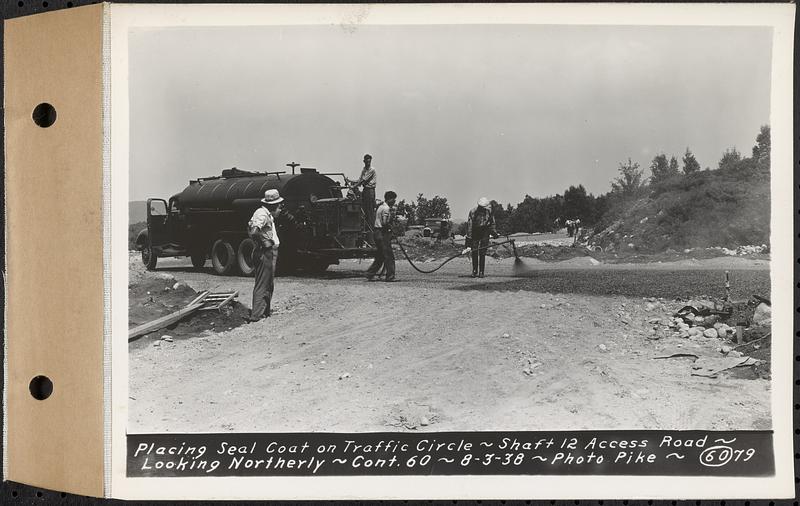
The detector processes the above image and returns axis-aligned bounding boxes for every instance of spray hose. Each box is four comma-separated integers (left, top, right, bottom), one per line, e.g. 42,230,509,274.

394,238,518,274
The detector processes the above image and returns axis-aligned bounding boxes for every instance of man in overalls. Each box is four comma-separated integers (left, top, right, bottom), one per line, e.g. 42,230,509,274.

246,189,283,322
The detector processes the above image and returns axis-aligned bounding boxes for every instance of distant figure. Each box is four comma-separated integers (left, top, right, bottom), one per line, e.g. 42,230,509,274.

566,218,581,237
566,218,582,240
246,189,283,322
353,154,377,242
366,191,398,282
553,217,562,231
466,197,499,278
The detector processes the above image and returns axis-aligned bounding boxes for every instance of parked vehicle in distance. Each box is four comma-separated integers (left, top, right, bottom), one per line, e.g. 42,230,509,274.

422,218,452,239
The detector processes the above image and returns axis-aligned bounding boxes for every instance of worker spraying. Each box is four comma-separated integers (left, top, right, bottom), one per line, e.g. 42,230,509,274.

465,197,499,278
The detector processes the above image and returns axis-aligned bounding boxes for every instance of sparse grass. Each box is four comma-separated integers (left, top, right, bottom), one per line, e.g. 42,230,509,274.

590,161,769,253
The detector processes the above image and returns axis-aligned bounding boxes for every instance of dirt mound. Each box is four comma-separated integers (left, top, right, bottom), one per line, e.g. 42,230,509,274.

396,235,596,265
513,243,593,262
129,275,250,349
395,236,461,261
588,160,770,254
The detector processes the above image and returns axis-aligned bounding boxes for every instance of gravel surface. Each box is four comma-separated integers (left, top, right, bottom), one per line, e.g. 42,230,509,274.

454,269,770,300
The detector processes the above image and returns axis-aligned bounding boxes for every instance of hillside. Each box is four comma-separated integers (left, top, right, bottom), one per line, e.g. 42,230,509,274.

589,159,770,253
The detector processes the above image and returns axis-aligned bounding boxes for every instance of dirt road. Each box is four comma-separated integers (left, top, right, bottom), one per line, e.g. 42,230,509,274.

128,253,771,433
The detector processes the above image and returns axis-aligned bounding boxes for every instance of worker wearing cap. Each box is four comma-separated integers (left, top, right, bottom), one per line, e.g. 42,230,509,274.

466,197,499,278
353,154,377,242
366,190,397,282
246,189,283,321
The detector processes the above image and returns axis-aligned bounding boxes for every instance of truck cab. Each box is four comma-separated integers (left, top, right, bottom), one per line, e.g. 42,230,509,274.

137,196,193,270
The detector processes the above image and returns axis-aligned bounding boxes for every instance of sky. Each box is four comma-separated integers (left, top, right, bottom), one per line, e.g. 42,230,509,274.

129,24,772,217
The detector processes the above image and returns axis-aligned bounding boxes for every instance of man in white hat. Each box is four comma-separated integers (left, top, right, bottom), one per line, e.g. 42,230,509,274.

246,189,284,321
465,197,499,278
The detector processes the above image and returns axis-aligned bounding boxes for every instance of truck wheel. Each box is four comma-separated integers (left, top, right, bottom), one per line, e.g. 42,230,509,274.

211,239,236,275
190,251,207,269
237,239,257,277
141,238,158,270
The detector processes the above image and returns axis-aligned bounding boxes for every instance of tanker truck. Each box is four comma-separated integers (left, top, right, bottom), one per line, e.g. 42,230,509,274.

135,165,377,275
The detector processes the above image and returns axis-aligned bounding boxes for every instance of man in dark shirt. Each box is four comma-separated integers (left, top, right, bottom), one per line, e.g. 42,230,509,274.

366,190,397,282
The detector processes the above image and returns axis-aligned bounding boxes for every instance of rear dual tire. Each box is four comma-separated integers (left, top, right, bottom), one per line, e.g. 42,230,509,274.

211,239,236,275
210,238,257,276
209,238,328,276
237,239,257,277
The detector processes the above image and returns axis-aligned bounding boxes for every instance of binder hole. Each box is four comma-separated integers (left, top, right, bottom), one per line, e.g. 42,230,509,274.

42,1,48,7
35,491,42,498
31,103,56,128
29,375,53,400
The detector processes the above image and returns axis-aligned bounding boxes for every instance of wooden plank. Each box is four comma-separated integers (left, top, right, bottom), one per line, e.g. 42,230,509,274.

128,299,207,341
200,290,239,311
187,290,210,306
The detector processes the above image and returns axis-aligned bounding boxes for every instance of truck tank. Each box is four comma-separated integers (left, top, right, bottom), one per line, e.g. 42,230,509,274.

176,167,341,213
138,167,374,276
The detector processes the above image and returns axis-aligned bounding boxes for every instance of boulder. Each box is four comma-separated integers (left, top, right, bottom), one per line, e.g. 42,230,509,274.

752,303,772,327
703,328,719,339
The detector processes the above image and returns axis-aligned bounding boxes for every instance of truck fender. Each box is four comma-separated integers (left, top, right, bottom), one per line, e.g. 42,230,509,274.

135,229,149,251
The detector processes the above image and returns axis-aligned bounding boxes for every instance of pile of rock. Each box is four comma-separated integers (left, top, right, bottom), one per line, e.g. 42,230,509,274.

672,313,736,340
645,314,735,340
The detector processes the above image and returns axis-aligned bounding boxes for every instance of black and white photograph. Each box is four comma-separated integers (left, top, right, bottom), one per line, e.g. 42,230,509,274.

112,3,794,499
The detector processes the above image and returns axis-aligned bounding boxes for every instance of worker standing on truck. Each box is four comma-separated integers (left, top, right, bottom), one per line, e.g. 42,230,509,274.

466,197,499,278
366,190,397,282
353,154,377,242
245,189,283,322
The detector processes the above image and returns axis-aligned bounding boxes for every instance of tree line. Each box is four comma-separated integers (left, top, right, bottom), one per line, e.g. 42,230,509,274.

397,125,770,237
